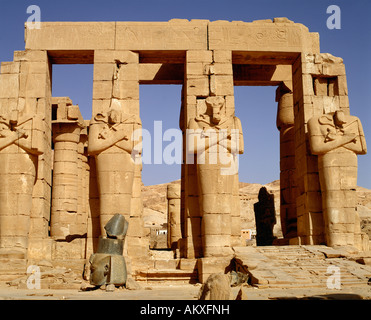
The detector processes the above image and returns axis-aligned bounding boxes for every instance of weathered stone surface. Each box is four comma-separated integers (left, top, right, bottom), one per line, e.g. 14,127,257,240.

25,22,116,50
198,273,231,300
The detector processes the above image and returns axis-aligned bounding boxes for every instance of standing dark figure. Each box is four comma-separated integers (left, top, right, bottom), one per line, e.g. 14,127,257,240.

254,187,276,246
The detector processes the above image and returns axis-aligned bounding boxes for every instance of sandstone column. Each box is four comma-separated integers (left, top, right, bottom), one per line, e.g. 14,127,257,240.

308,110,368,249
0,50,49,259
0,112,43,256
90,50,147,277
184,50,243,258
292,53,367,248
276,85,298,240
50,98,85,239
167,183,182,252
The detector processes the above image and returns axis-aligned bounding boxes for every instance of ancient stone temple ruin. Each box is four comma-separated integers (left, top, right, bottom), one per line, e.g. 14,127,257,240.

0,18,368,287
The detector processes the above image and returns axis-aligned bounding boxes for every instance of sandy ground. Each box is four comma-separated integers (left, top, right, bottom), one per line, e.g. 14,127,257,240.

1,283,371,300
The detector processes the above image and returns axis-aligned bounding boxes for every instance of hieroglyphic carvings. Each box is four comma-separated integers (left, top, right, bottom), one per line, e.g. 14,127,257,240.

209,19,318,52
116,21,208,50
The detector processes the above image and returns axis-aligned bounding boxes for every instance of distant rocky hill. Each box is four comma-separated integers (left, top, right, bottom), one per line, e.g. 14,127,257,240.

142,180,371,239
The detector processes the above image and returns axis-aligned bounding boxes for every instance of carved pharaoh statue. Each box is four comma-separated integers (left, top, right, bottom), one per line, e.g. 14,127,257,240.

0,111,43,256
187,96,244,257
308,110,368,249
88,106,141,234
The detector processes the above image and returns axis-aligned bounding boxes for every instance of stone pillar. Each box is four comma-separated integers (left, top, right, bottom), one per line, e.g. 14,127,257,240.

50,100,85,240
167,183,182,252
86,156,100,257
0,50,50,260
276,86,298,240
184,50,243,258
0,126,38,256
90,50,147,276
292,52,368,250
292,53,326,245
182,50,211,258
308,111,368,250
77,125,89,242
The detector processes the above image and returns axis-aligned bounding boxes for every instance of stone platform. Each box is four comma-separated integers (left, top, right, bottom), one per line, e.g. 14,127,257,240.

2,245,371,300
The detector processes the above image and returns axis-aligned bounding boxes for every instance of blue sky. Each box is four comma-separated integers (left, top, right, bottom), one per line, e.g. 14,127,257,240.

0,0,370,188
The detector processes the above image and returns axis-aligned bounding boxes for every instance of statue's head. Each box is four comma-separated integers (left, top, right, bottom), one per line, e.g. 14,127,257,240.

108,109,121,124
89,254,111,287
334,110,346,127
206,96,225,125
258,187,270,202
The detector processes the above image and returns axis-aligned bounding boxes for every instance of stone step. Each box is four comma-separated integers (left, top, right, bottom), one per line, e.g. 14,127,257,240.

0,258,28,282
135,258,198,283
135,269,198,284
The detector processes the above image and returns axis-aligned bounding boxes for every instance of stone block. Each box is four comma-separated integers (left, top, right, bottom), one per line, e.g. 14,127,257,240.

14,50,48,62
210,75,234,96
20,61,48,74
25,22,116,50
93,63,115,81
19,73,47,98
116,21,208,50
186,76,209,96
29,217,49,237
202,214,231,235
94,50,139,64
1,62,20,74
52,238,86,260
0,74,19,98
113,80,139,100
154,259,179,270
337,75,348,96
213,50,232,63
210,63,233,75
197,257,232,283
27,238,53,261
187,51,213,63
209,20,316,52
0,215,29,237
322,63,346,76
92,81,113,100
179,258,198,271
117,63,139,81
186,62,207,76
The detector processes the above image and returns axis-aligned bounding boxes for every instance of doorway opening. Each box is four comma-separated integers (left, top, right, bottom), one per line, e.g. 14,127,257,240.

139,84,183,187
234,85,282,245
139,84,183,251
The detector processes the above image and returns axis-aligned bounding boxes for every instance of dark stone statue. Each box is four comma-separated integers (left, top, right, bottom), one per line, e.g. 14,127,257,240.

89,214,129,288
254,187,276,246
